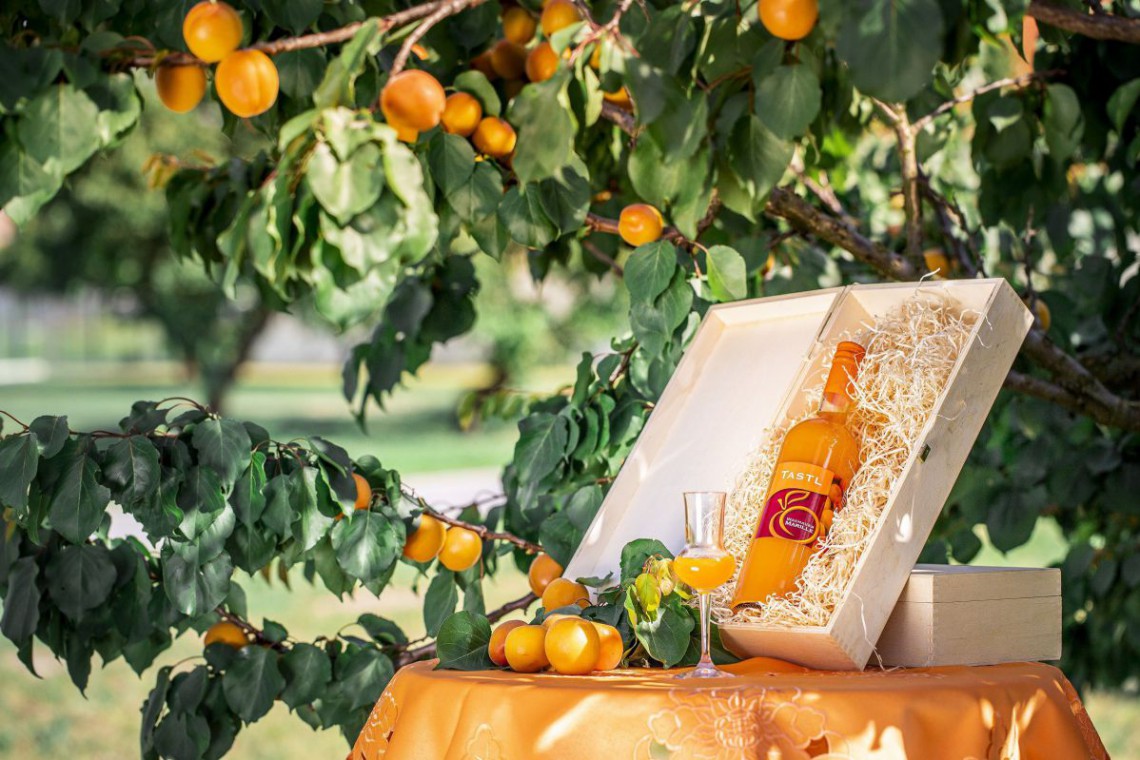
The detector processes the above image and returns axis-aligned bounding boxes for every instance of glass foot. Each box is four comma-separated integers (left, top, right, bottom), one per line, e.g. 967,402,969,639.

674,663,736,680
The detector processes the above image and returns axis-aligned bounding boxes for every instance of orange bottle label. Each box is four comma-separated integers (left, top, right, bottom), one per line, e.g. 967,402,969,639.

755,462,836,545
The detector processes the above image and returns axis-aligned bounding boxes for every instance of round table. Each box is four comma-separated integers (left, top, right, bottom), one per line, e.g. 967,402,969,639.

351,658,1106,759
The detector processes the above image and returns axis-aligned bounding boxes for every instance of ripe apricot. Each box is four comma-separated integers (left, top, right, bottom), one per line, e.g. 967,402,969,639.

541,612,577,629
923,248,951,276
541,0,582,37
545,618,600,675
488,619,526,666
402,514,448,563
438,525,482,571
489,40,527,80
525,41,560,83
541,577,589,611
618,203,664,247
380,69,446,132
183,1,243,63
442,92,483,137
504,624,549,672
527,553,564,596
388,118,419,143
472,117,517,158
602,86,633,110
204,621,248,649
353,473,371,510
502,7,537,45
1030,298,1051,331
472,50,498,80
591,622,623,670
156,64,207,113
758,0,819,41
215,49,279,118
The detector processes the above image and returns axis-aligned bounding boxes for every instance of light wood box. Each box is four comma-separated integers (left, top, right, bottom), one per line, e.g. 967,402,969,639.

564,279,1034,670
875,564,1062,667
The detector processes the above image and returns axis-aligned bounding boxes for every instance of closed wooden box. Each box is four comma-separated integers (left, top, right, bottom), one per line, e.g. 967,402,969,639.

874,564,1062,668
564,279,1034,670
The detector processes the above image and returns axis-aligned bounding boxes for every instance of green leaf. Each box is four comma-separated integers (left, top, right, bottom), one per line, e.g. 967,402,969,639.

436,611,495,670
334,645,394,710
17,84,101,175
314,21,384,109
448,160,502,222
453,70,501,116
223,645,286,723
424,570,459,637
280,643,332,709
306,141,385,226
513,413,569,486
140,666,172,757
630,270,694,356
620,538,674,582
154,712,210,760
102,435,160,506
358,614,408,646
499,185,556,249
705,245,747,302
47,440,111,544
263,0,323,33
0,557,40,642
648,84,708,162
1044,84,1083,163
29,415,68,457
331,508,403,582
0,142,59,211
277,49,327,99
508,76,574,184
88,72,141,146
635,600,695,667
536,161,590,235
45,543,116,622
1108,78,1140,134
230,451,268,528
292,466,336,552
162,549,232,617
428,132,477,197
0,434,39,512
836,0,944,102
192,418,252,491
755,64,821,140
625,242,678,303
728,115,793,210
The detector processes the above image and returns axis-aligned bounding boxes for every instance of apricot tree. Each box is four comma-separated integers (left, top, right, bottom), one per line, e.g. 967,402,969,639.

2,0,1140,755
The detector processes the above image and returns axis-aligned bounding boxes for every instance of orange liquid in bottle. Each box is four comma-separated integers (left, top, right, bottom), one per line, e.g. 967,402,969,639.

675,554,736,592
731,342,865,608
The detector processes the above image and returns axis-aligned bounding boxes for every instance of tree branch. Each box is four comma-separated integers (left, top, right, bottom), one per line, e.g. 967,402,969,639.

427,507,543,554
600,101,637,135
910,70,1060,134
765,188,921,280
112,0,473,69
892,107,925,263
1028,0,1140,44
583,240,624,276
390,0,486,77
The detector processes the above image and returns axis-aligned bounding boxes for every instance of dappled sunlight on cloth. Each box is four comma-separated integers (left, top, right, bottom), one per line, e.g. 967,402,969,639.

352,658,1106,759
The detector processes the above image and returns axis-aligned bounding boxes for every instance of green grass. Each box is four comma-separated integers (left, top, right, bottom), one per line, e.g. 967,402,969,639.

0,361,527,473
1,366,1137,758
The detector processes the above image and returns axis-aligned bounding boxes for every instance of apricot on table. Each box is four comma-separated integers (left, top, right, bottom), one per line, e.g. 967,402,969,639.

505,624,550,672
545,618,600,675
488,619,527,666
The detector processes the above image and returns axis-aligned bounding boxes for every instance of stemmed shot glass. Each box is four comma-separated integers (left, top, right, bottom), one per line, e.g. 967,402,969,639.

673,491,737,679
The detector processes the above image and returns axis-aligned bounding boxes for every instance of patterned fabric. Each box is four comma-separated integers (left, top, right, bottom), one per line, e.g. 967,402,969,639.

352,658,1107,760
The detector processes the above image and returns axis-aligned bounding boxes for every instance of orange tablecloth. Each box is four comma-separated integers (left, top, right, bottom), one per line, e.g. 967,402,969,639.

352,658,1106,759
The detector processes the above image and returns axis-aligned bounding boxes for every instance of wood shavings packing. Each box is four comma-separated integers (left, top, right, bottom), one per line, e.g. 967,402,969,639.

712,292,979,627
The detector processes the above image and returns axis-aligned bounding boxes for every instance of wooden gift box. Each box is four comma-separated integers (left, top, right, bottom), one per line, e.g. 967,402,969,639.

564,279,1034,670
874,564,1062,668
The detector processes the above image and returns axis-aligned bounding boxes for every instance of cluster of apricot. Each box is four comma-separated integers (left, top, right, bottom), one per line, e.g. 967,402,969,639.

157,1,279,118
471,1,632,110
379,70,517,159
487,554,624,675
343,473,484,571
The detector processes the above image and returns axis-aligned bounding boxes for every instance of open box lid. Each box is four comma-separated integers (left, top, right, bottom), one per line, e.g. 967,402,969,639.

565,279,1031,596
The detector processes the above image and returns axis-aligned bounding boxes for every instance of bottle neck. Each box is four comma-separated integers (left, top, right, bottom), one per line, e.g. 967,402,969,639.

818,357,860,418
818,391,851,418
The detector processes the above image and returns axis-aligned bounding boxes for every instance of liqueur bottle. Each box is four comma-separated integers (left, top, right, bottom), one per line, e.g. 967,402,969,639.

731,341,866,608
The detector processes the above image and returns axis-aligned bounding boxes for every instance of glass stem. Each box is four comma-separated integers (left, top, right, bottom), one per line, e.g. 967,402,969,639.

698,592,712,668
